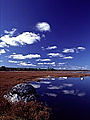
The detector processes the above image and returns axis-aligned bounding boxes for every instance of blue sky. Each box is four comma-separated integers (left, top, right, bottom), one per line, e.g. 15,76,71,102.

0,0,90,70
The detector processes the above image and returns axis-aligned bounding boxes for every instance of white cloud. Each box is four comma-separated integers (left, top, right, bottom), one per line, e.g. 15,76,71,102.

41,47,44,50
4,28,17,36
0,49,6,54
0,42,8,48
0,31,40,47
47,53,64,58
9,54,41,59
37,63,43,65
81,65,88,70
68,65,82,70
13,53,16,55
8,60,22,64
36,59,51,62
38,62,55,66
42,34,45,38
36,22,51,32
8,60,19,63
62,56,73,59
42,46,57,50
62,47,86,53
48,53,73,60
46,46,57,50
18,62,36,67
67,65,88,70
8,60,36,67
77,46,86,51
58,62,66,65
62,48,75,53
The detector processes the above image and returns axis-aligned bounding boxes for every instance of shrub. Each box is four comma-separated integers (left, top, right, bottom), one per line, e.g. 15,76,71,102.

11,101,50,120
0,95,11,115
0,95,50,120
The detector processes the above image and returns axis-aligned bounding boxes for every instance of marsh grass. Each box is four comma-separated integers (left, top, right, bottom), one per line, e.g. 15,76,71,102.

0,95,50,120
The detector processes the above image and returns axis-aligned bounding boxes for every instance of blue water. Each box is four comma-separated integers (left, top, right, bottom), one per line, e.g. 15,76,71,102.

30,77,90,120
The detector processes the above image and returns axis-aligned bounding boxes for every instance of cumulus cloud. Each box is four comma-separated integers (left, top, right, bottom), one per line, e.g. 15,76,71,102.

72,66,81,70
47,46,57,50
77,46,86,51
81,65,88,70
4,28,17,36
12,53,16,55
42,46,57,50
0,30,40,47
18,62,36,67
0,49,6,54
8,60,20,63
36,58,51,62
48,53,73,60
62,56,73,59
0,42,8,48
8,60,36,67
62,48,75,53
9,54,41,59
38,62,55,66
62,47,86,53
58,62,66,65
47,53,64,58
36,22,51,32
67,65,88,70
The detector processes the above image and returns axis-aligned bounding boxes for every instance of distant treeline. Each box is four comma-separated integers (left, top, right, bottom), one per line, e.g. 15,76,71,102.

0,66,90,71
0,66,55,71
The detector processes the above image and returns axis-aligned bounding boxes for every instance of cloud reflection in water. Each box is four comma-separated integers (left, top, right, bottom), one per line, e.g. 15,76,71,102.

45,93,57,97
40,81,51,84
62,89,86,97
31,84,41,89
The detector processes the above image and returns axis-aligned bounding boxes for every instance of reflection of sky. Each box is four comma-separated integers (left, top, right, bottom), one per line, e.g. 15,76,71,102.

44,93,57,97
30,77,90,120
39,81,51,84
47,85,64,90
58,77,68,80
30,77,86,97
62,89,85,97
30,83,40,89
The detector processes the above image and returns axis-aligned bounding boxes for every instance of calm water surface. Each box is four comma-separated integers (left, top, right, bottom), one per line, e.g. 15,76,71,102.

30,77,90,120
